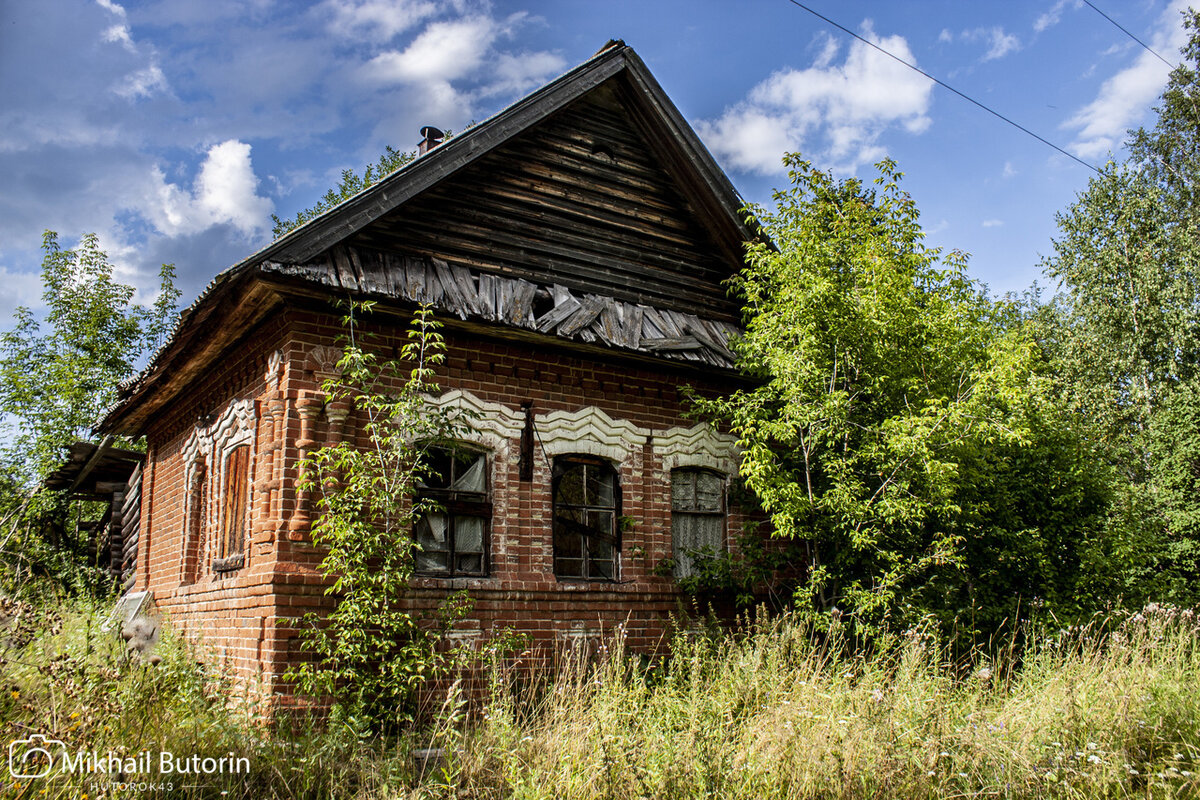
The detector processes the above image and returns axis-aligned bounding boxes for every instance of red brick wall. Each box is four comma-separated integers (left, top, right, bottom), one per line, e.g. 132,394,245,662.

138,305,751,697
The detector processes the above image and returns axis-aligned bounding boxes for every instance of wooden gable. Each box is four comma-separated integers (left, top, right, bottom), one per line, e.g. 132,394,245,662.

346,83,740,322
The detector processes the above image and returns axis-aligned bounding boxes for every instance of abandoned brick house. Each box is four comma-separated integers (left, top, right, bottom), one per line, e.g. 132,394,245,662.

93,41,759,692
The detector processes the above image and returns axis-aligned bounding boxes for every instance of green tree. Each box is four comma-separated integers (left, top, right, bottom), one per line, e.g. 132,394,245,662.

287,302,472,730
695,157,1109,637
1043,8,1200,601
0,232,178,485
0,231,178,592
272,146,416,239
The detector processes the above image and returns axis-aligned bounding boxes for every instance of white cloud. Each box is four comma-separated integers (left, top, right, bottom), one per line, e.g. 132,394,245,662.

485,51,567,95
984,28,1020,60
940,26,1020,60
94,0,127,18
114,65,169,99
697,23,933,174
1065,0,1190,158
1034,0,1078,33
362,16,498,84
1002,161,1017,178
982,219,1004,228
322,0,438,43
146,140,273,237
102,23,136,52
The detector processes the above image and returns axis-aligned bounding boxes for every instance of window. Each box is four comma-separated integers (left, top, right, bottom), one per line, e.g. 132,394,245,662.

671,468,725,578
213,444,249,572
414,446,490,576
553,456,619,581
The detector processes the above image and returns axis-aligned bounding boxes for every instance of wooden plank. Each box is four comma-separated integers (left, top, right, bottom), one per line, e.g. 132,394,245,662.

477,274,499,321
640,305,667,338
331,246,359,291
381,252,405,297
506,279,537,327
535,289,581,332
597,299,622,346
356,248,387,295
642,336,701,351
496,279,515,321
347,247,369,291
400,257,421,301
623,304,643,349
431,258,471,319
556,296,604,337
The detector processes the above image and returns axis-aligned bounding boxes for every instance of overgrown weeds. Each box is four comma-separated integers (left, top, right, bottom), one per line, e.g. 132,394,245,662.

3,597,1198,799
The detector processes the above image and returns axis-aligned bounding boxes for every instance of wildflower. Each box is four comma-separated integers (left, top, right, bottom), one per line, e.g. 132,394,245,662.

1129,769,1140,776
1086,742,1097,750
9,690,17,700
1175,753,1185,760
871,689,885,703
976,667,992,681
1087,755,1101,764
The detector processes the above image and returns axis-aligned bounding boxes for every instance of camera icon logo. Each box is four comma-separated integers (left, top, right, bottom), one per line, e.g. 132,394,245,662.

9,734,65,779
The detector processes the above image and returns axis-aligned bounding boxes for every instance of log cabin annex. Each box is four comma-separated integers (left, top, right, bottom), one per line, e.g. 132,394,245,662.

95,41,760,695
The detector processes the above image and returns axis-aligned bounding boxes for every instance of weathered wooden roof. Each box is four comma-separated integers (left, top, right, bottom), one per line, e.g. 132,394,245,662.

265,245,739,366
98,41,757,436
44,438,143,498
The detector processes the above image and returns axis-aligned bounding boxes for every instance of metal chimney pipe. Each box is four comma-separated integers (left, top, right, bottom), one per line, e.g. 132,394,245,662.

418,126,445,155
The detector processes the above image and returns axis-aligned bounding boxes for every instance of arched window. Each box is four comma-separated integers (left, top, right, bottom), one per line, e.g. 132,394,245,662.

553,456,619,581
414,446,490,577
213,444,249,572
671,468,726,577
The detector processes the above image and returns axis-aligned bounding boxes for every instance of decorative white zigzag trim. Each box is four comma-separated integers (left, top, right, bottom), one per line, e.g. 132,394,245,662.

534,406,649,465
655,423,740,475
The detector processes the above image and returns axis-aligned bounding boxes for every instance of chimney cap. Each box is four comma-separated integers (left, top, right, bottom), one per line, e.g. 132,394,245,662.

418,126,445,155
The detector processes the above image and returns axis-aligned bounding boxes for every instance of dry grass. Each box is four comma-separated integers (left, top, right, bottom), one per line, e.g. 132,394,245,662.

2,598,1198,799
436,606,1200,800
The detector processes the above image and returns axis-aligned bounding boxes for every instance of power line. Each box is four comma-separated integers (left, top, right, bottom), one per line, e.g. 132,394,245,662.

784,0,1100,173
1082,0,1174,68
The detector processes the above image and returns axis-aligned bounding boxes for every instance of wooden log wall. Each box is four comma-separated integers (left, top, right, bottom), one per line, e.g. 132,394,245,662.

121,463,142,591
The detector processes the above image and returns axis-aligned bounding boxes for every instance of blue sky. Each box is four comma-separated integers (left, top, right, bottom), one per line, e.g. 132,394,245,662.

0,0,1191,322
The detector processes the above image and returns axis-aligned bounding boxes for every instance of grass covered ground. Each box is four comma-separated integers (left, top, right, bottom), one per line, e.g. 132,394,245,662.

1,597,1197,799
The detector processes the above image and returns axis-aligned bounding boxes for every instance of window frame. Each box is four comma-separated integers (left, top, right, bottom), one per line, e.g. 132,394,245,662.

413,444,492,578
552,455,621,582
670,467,727,579
213,443,250,573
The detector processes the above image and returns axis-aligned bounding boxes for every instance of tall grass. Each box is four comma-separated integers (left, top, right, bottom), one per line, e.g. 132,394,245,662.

2,597,1198,799
446,607,1200,799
